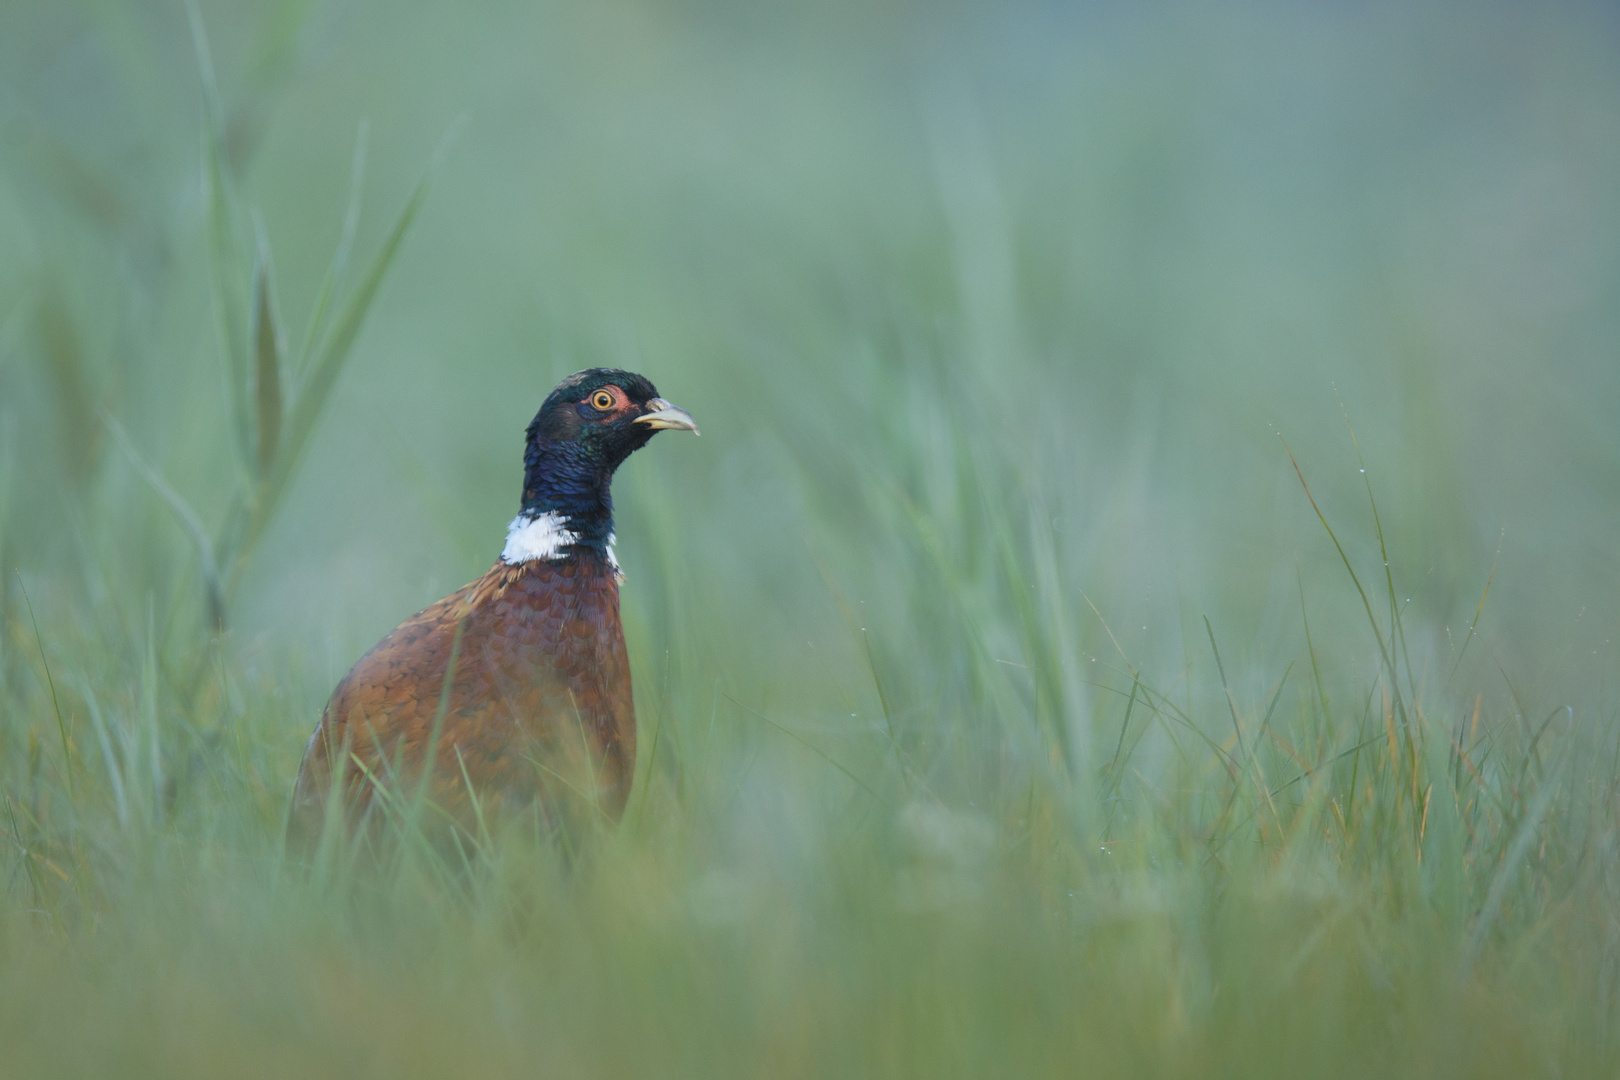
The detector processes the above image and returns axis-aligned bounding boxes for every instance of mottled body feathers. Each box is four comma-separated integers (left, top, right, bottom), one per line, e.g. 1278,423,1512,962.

289,553,632,840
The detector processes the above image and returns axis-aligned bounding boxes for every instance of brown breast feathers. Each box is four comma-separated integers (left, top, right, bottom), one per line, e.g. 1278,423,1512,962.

288,554,633,845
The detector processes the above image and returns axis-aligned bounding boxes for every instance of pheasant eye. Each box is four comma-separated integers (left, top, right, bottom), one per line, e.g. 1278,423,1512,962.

591,390,615,411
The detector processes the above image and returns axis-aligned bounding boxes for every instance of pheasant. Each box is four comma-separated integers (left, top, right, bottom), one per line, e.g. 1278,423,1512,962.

288,368,698,847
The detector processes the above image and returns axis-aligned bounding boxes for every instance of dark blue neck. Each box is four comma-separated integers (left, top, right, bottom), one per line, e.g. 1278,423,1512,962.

521,440,614,549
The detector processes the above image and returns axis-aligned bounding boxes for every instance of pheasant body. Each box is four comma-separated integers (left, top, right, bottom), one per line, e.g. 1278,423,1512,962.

288,368,697,844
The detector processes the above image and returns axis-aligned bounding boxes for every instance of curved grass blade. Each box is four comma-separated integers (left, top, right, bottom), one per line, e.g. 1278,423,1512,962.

242,116,467,570
1448,532,1502,687
296,119,369,375
104,414,226,631
250,215,284,478
16,573,73,800
187,0,252,477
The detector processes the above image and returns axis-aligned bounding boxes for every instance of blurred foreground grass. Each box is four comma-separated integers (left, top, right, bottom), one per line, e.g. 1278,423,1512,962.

1,1,1618,1076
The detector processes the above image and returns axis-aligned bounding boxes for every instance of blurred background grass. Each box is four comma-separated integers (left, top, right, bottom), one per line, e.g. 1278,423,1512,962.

1,0,1618,1076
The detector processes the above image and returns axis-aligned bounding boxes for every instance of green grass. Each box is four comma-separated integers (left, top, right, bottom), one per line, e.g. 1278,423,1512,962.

2,1,1619,1076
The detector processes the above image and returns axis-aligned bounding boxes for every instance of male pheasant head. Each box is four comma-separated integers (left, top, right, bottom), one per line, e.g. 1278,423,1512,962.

504,368,698,565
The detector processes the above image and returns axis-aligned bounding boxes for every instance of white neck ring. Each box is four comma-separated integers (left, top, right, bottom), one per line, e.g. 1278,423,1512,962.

500,511,578,564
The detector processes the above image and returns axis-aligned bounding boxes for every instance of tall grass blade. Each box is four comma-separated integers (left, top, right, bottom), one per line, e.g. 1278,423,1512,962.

79,681,128,827
16,573,72,801
725,695,888,805
104,414,226,631
35,287,101,488
188,0,252,476
1204,615,1246,761
250,217,284,478
1297,567,1334,729
1280,435,1404,723
1463,750,1564,973
1449,534,1501,687
140,601,163,827
405,617,465,834
247,117,465,567
297,119,369,374
1332,395,1418,713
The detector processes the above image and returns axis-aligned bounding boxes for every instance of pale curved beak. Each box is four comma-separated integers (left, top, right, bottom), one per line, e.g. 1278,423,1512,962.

635,398,700,435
